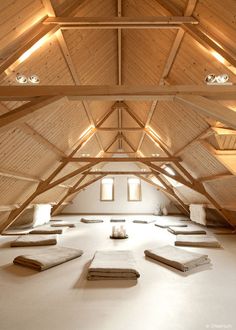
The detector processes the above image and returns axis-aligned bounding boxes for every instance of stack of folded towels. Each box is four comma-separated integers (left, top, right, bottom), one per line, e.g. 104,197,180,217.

87,250,140,280
144,245,210,272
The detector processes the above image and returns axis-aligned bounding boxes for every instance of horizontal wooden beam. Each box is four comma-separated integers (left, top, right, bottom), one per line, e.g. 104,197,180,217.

0,85,235,101
0,168,40,183
175,95,236,130
82,171,152,175
63,156,181,162
96,127,144,131
44,16,198,29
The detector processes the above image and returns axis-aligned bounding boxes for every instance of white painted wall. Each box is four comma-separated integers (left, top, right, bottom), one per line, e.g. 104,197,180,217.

63,163,179,215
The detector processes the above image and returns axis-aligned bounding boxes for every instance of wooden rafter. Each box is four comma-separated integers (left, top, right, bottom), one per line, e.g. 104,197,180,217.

0,85,235,101
43,16,198,28
97,127,144,131
0,128,97,232
120,133,136,152
0,0,85,75
211,127,236,136
175,95,236,130
157,0,236,72
104,133,120,152
117,0,122,85
199,173,233,183
51,174,87,215
136,174,189,215
137,0,198,152
42,0,104,153
0,96,61,130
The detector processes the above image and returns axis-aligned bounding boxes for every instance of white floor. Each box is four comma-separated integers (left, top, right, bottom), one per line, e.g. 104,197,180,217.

0,215,236,330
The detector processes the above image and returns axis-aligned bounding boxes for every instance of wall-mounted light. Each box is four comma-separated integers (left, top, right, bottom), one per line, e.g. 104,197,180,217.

204,73,231,85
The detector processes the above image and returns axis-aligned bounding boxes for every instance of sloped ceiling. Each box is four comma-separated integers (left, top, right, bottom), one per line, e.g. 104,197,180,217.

0,0,235,230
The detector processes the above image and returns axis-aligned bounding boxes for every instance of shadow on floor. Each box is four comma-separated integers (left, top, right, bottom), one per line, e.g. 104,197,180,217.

1,263,38,276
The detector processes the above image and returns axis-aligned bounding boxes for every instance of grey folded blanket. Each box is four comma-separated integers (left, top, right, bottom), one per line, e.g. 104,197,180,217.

50,223,76,228
29,228,65,234
11,235,57,247
175,235,221,248
133,219,155,224
110,219,126,223
168,226,206,235
155,219,188,228
81,218,103,223
13,247,83,271
87,250,140,280
144,245,210,272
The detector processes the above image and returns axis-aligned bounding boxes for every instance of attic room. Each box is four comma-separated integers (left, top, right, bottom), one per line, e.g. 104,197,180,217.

0,0,236,329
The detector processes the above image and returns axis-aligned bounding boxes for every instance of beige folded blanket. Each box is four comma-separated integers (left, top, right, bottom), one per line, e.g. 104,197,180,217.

168,226,206,235
29,228,65,234
87,250,140,280
133,219,155,224
175,235,221,248
13,247,83,271
11,235,57,247
155,219,188,228
50,223,76,228
81,218,103,223
144,245,210,272
110,219,126,222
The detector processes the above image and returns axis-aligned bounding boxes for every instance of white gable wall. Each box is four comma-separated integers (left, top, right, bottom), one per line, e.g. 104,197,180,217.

63,162,180,214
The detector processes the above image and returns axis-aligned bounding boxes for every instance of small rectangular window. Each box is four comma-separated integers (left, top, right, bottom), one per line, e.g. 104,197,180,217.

128,178,141,201
100,178,114,201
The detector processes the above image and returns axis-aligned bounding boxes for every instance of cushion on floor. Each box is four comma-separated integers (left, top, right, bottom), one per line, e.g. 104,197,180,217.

11,235,57,247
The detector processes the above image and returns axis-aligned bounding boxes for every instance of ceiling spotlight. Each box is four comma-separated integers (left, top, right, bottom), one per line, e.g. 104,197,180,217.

28,74,40,84
205,73,231,85
152,153,160,157
205,74,216,84
16,73,27,84
216,73,229,84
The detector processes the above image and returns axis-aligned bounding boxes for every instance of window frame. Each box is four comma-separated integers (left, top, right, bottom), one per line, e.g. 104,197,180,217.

127,177,142,202
100,177,115,201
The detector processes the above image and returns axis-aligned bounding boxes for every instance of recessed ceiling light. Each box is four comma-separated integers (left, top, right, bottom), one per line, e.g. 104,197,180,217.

152,153,160,157
28,74,40,84
16,73,27,84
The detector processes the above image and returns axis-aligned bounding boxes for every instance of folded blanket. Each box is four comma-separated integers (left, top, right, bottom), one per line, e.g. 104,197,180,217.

110,219,126,223
155,219,188,228
80,218,103,223
175,235,221,248
144,245,210,272
87,250,140,280
133,219,155,224
29,228,65,234
13,247,83,271
11,235,57,247
50,223,75,228
168,226,206,235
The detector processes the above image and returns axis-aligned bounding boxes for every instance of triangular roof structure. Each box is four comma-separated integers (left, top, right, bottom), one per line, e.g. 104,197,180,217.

0,0,236,231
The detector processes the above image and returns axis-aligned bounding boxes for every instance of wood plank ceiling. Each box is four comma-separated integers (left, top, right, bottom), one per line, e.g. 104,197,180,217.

0,0,235,231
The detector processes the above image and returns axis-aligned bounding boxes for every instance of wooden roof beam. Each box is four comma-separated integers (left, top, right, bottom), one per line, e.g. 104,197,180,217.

157,0,236,73
0,0,85,76
83,171,153,175
63,156,181,163
175,95,236,130
44,16,198,28
0,85,235,101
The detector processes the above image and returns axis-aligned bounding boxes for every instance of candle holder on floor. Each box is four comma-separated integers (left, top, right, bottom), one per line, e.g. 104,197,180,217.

110,225,128,239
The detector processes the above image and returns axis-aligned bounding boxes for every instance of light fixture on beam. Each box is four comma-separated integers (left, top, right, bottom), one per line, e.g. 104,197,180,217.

204,73,232,85
28,74,40,84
